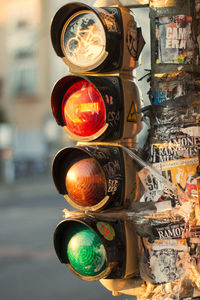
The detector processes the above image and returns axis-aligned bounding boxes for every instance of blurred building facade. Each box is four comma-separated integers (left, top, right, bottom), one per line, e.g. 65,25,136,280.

0,0,65,180
0,0,47,179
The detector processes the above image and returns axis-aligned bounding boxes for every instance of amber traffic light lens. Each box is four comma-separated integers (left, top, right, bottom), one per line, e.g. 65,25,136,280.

62,79,106,137
66,157,106,207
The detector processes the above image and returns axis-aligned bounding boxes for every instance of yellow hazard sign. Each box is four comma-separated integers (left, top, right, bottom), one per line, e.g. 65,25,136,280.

127,102,137,122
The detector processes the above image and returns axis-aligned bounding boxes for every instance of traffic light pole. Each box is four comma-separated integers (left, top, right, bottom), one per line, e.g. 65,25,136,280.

134,1,200,299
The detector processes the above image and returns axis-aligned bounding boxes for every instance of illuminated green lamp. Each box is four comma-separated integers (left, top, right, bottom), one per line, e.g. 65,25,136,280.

66,223,107,277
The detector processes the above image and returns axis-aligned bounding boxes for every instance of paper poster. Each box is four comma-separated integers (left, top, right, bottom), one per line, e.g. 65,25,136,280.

150,0,182,7
155,15,194,64
153,80,187,104
157,158,198,200
149,127,200,163
138,157,198,203
143,239,188,284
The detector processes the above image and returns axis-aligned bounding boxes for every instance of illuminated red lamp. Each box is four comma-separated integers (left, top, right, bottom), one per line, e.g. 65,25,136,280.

51,75,126,142
61,79,106,137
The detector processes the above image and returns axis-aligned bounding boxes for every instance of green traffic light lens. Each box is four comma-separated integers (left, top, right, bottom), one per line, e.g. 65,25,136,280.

66,224,107,277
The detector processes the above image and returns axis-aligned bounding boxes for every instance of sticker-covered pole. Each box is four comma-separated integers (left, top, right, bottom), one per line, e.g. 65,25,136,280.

135,1,200,299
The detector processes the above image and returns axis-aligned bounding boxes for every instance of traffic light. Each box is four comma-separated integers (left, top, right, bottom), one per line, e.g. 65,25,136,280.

50,0,145,290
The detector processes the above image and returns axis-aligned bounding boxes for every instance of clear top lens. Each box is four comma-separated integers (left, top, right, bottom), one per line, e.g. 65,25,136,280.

61,10,106,67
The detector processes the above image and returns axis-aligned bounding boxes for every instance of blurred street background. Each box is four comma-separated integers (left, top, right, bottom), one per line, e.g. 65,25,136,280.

0,0,150,299
0,174,138,300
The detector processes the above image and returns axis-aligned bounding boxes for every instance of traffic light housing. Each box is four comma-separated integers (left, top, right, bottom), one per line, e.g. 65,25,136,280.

52,145,139,211
50,0,145,291
54,218,139,281
51,75,141,142
51,2,144,73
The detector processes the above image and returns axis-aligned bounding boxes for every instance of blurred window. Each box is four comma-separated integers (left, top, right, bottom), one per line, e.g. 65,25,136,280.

11,65,37,97
7,19,36,58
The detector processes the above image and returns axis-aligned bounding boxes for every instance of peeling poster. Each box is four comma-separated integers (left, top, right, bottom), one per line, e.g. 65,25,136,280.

155,15,195,64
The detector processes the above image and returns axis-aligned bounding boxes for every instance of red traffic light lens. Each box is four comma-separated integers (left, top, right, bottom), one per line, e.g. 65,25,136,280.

62,79,106,137
66,157,106,207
